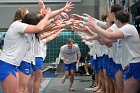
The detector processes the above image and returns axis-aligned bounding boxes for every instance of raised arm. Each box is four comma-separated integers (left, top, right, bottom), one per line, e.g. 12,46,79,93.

39,0,74,18
24,7,55,33
42,29,62,43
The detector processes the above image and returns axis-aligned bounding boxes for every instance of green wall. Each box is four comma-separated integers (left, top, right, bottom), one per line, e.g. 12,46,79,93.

44,30,89,63
0,30,89,63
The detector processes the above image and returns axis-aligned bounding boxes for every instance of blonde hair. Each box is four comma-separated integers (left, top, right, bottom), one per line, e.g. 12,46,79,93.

13,7,28,22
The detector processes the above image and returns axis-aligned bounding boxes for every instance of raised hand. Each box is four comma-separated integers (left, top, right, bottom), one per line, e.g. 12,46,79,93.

60,12,69,20
43,7,52,18
60,2,74,12
38,0,46,14
38,0,45,9
83,13,91,17
87,17,97,28
70,14,83,20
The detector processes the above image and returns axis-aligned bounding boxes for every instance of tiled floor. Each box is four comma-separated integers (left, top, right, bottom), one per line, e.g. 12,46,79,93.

40,75,93,93
0,75,93,93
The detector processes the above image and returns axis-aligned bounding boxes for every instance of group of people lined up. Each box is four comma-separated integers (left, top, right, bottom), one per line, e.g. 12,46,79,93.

0,0,140,93
0,0,76,93
71,4,140,93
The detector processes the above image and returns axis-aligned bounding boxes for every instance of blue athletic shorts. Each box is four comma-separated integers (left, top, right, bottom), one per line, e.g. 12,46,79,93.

64,62,77,71
98,56,103,70
102,54,108,69
106,58,115,79
124,62,140,80
19,61,33,75
114,64,123,74
90,56,94,70
94,58,99,73
109,58,116,79
0,60,18,81
32,57,44,71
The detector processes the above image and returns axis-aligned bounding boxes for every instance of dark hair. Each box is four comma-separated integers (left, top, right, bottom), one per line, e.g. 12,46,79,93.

115,10,130,23
101,14,108,22
21,12,43,25
111,4,123,14
22,12,44,41
67,38,74,44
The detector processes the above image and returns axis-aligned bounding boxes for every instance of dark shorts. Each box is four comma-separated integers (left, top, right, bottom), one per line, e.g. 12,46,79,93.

0,60,18,81
90,56,94,70
32,57,44,71
64,62,77,71
98,56,103,70
93,59,98,73
106,58,116,79
102,54,108,69
124,62,140,80
19,61,33,75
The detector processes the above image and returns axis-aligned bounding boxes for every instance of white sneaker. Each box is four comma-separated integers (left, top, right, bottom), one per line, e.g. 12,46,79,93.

62,76,66,83
69,87,75,91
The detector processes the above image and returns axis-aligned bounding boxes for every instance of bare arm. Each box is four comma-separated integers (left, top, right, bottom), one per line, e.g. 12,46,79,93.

40,30,57,39
88,17,124,40
39,0,74,18
43,30,62,43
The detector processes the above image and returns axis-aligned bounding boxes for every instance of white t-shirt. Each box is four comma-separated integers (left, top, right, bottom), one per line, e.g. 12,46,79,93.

95,41,102,57
84,40,96,57
60,44,81,64
101,45,108,55
91,40,96,57
23,34,36,65
113,39,122,64
119,24,140,69
109,24,120,63
34,37,47,60
108,47,113,58
0,21,28,66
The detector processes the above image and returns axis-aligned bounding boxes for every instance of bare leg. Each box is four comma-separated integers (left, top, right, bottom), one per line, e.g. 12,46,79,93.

95,73,98,86
93,73,99,91
104,76,109,93
19,71,31,93
33,69,42,93
109,78,114,93
28,72,35,93
84,63,90,75
2,73,19,93
100,69,105,93
62,71,69,83
124,77,140,93
69,70,75,91
115,70,124,93
69,70,75,87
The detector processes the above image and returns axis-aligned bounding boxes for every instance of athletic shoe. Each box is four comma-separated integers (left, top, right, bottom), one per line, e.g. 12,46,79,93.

62,76,66,83
69,87,75,91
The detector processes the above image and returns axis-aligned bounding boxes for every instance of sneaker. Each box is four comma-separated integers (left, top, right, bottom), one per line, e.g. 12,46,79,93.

84,73,90,76
89,85,93,88
69,87,75,91
62,76,66,83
